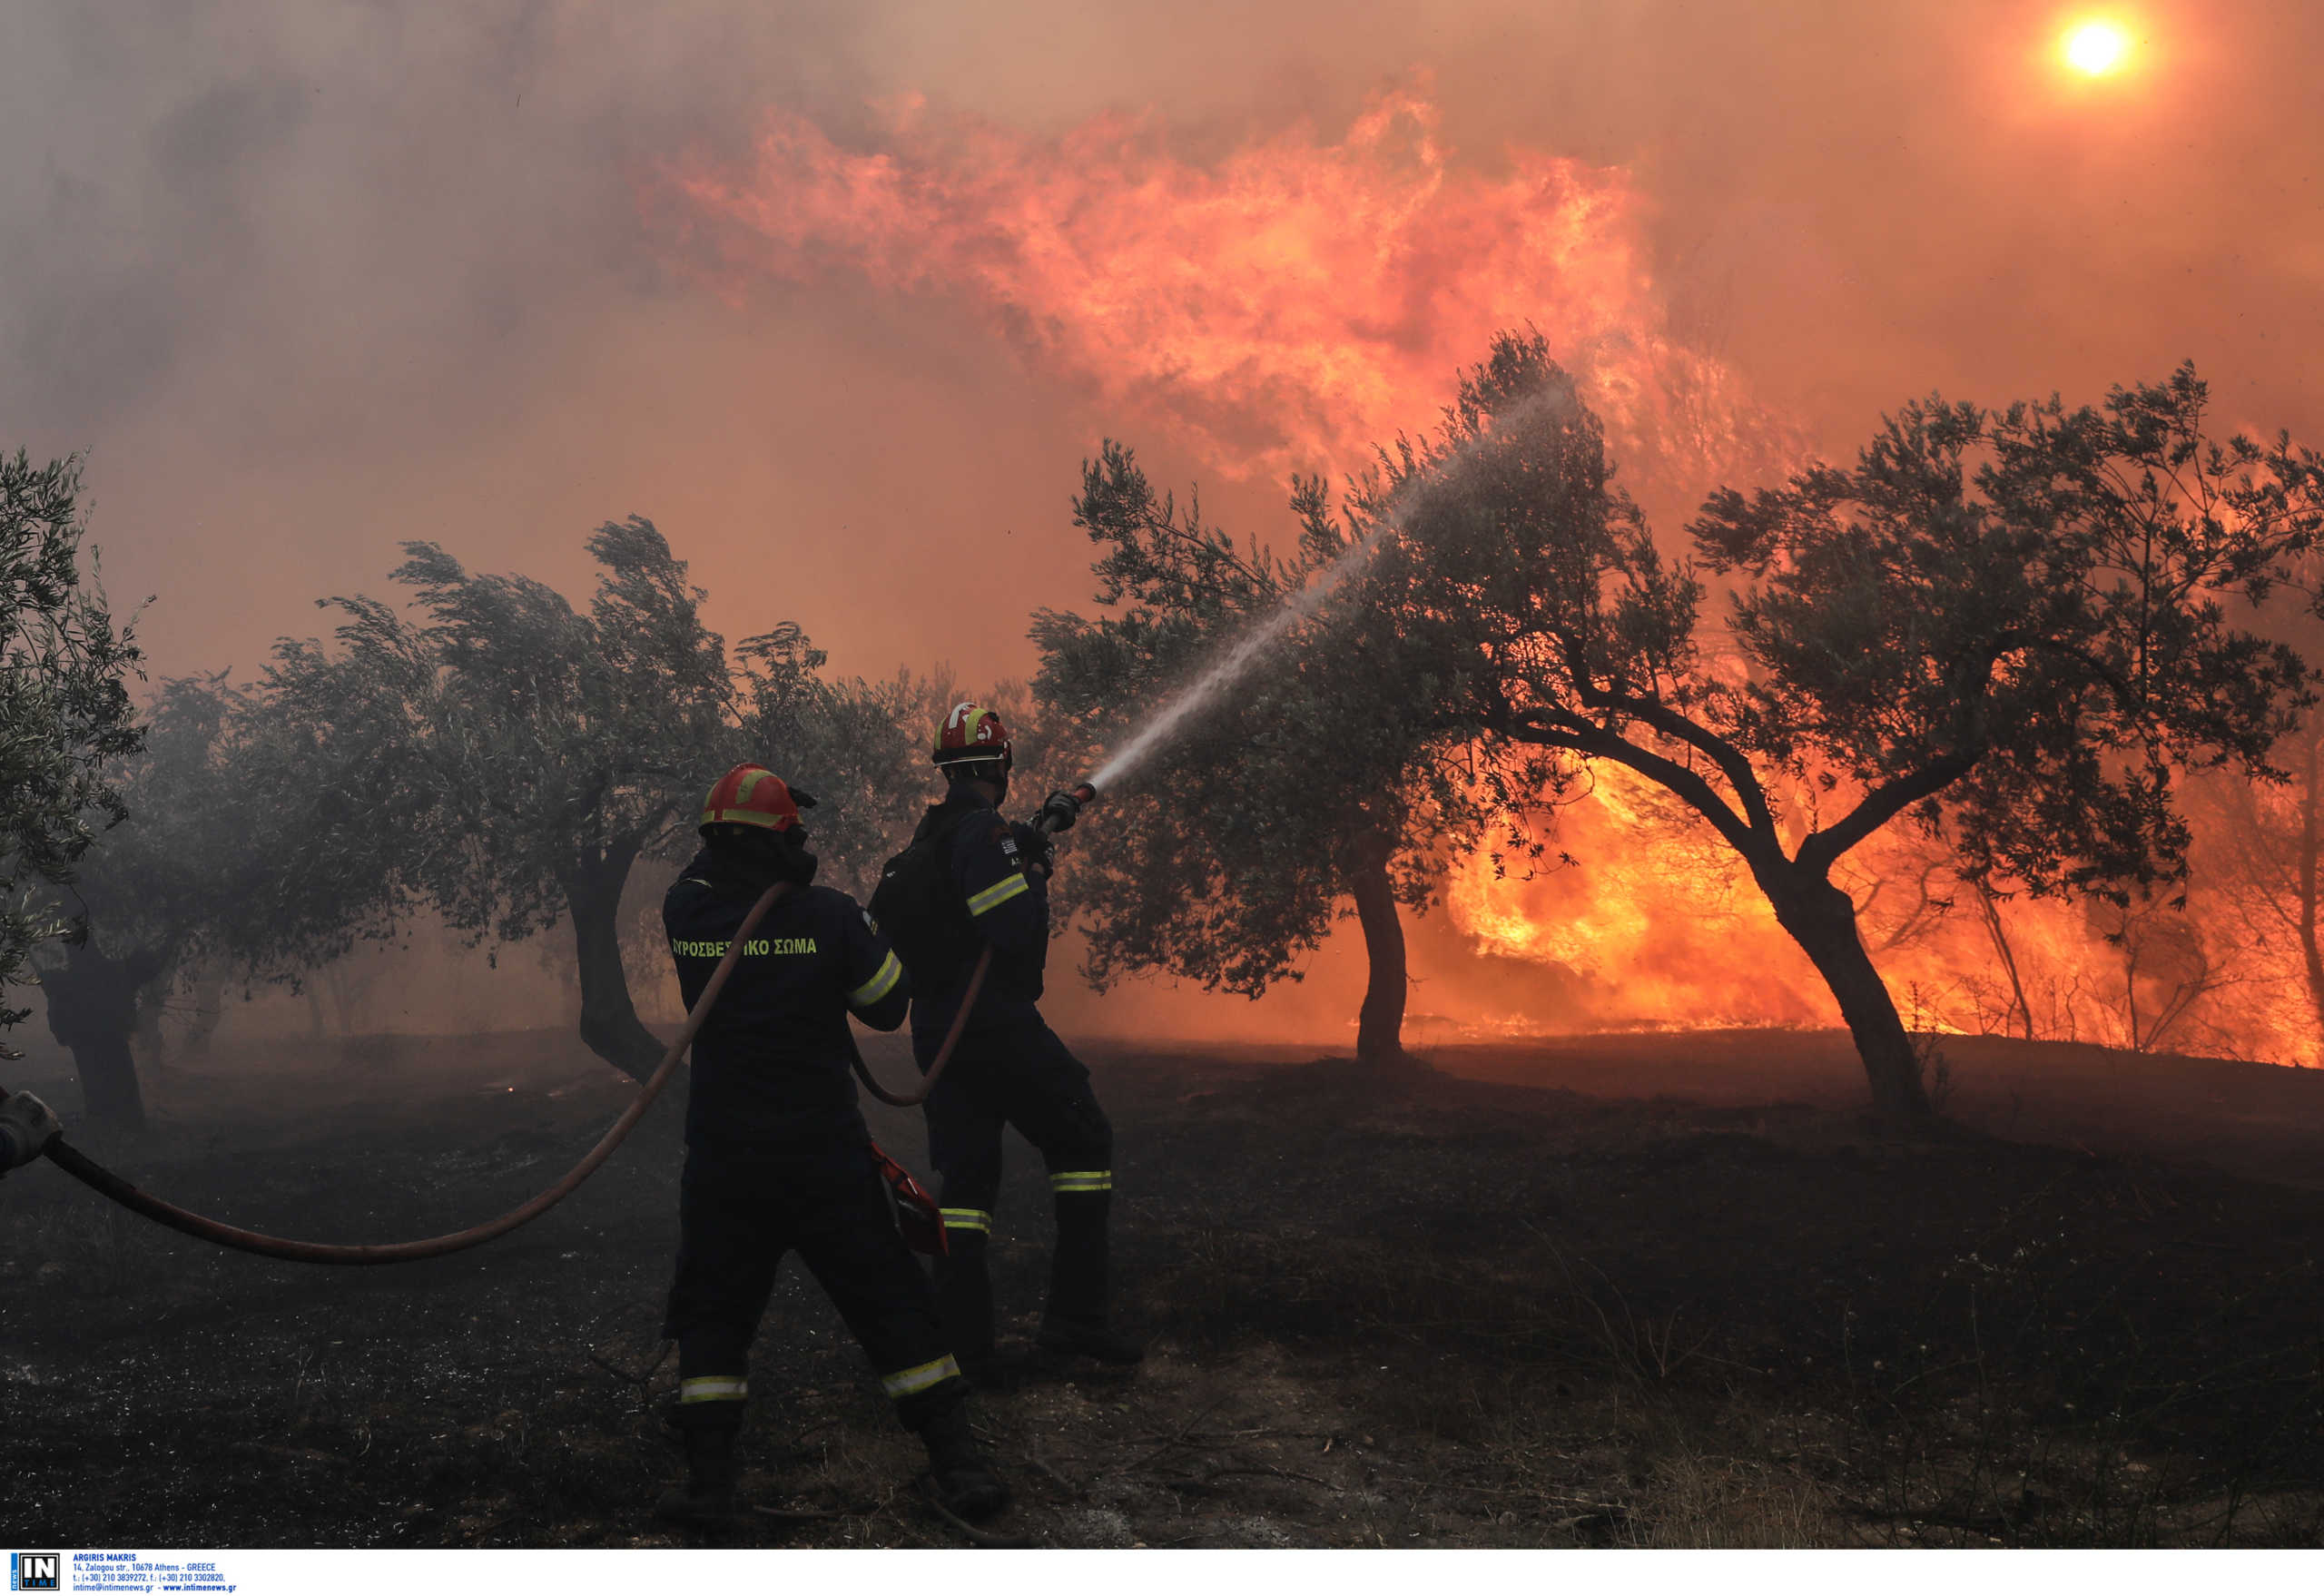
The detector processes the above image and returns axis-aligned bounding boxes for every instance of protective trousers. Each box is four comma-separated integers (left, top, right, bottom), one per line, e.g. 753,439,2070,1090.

918,1017,1115,1355
662,1138,968,1431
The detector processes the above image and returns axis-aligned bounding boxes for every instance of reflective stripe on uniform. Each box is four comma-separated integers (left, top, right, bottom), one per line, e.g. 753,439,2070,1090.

847,949,903,1009
679,1375,748,1404
1049,1170,1113,1194
966,872,1030,918
940,1207,991,1234
880,1355,962,1400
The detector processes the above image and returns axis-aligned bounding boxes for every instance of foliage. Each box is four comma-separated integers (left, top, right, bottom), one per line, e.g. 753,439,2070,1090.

265,517,921,1071
0,452,143,1041
282,519,735,947
1359,331,2323,1114
734,623,934,894
1696,362,2319,900
1033,443,1528,1051
38,673,409,986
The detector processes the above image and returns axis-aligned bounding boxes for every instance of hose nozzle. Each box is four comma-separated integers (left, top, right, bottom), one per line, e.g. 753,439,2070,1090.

1037,781,1099,835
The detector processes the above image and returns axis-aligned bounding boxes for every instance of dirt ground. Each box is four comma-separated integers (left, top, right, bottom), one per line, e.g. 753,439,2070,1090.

3,1026,2319,1549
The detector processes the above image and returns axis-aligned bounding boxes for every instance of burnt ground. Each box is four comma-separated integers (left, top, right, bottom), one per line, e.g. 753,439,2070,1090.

3,1027,2320,1550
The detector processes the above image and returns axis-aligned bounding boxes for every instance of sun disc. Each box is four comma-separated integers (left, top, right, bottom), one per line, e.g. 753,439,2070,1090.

2064,21,2130,74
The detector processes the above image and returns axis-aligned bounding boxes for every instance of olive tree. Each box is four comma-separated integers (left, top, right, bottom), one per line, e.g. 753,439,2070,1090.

270,518,920,1078
1364,332,2321,1117
1033,444,1527,1061
0,452,143,1081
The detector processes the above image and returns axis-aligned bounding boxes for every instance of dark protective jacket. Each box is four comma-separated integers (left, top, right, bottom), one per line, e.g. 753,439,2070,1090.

903,787,1049,1045
664,848,910,1147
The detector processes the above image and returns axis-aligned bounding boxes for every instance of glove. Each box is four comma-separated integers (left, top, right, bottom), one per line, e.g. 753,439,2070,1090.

0,1091,63,1170
1038,788,1085,834
1009,820,1056,878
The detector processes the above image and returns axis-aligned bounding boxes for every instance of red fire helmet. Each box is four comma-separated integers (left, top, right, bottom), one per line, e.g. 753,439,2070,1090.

698,763,812,832
932,702,1013,771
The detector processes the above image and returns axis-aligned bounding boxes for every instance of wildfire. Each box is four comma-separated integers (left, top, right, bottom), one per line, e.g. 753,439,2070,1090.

657,85,2315,1069
660,84,1797,490
1445,761,2319,1064
1447,764,1833,1030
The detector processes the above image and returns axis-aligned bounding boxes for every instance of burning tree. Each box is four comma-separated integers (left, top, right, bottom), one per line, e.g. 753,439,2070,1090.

1033,444,1521,1061
1362,332,2321,1118
0,452,143,1064
269,518,918,1079
2190,561,2324,1062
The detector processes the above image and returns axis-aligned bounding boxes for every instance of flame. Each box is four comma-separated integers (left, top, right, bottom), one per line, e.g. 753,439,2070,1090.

1445,763,2321,1065
656,86,2317,1069
660,84,1797,490
1449,764,1834,1030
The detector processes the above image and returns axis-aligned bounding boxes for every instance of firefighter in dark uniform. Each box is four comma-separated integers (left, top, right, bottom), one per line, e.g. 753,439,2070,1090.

1,1091,62,1177
657,762,1008,1525
901,704,1143,1373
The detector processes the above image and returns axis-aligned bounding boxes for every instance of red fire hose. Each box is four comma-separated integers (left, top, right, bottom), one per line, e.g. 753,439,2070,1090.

3,882,795,1266
7,884,992,1265
5,783,1095,1266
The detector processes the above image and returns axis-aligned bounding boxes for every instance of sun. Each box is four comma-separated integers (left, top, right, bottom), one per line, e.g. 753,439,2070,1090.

2063,20,2132,74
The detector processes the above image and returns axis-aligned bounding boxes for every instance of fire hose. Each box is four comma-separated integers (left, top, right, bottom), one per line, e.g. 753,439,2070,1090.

0,782,1097,1266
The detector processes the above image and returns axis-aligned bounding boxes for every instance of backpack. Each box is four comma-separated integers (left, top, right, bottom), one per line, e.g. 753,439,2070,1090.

870,805,976,989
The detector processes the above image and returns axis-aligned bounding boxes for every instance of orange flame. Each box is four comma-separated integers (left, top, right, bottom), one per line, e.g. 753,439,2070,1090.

1443,764,2319,1065
661,85,1796,490
657,88,2315,1069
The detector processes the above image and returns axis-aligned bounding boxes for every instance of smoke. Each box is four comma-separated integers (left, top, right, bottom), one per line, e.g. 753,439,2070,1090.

662,84,1802,505
5,0,2322,1056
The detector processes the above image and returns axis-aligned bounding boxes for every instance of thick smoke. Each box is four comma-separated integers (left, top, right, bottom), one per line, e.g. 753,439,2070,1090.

5,0,2319,1053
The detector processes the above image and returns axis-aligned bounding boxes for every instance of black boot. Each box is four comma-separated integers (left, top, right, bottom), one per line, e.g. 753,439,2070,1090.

918,1401,1009,1522
934,1229,996,1372
1037,1187,1145,1364
656,1401,743,1525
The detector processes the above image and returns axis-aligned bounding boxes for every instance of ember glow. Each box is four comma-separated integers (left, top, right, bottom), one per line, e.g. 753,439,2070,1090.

663,86,1797,492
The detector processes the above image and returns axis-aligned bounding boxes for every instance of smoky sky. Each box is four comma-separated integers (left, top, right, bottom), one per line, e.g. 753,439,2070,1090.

4,0,2319,693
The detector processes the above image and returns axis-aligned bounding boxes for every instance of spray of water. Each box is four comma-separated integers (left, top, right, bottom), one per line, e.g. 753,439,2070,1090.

1087,519,1396,792
1086,378,1580,794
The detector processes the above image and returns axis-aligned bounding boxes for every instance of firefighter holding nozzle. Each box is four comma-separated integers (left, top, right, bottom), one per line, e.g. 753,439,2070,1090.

873,704,1144,1377
656,764,1008,1526
0,1090,63,1177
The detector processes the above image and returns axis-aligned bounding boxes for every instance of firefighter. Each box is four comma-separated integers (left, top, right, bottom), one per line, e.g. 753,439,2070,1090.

898,704,1143,1374
0,1090,62,1177
657,763,1008,1527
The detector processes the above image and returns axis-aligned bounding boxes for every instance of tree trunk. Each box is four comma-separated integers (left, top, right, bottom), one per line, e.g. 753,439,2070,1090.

41,945,166,1128
132,950,178,1081
2299,730,2323,1043
1972,880,2036,1039
1350,830,1408,1064
1762,869,1931,1120
183,965,229,1058
563,843,663,1080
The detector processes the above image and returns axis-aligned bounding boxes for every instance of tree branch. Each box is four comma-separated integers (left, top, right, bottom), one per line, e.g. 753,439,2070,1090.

1584,684,1779,839
1795,748,1984,878
1496,706,1763,860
